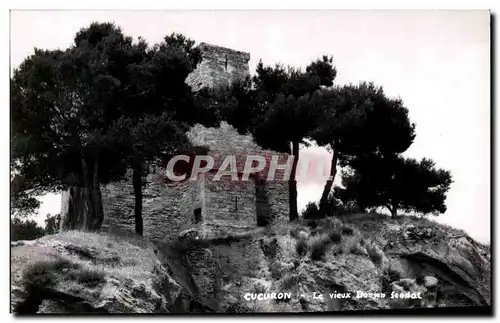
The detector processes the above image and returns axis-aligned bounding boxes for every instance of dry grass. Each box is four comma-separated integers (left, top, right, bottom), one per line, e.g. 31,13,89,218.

279,272,303,291
42,230,159,281
289,227,302,240
23,258,79,288
67,266,106,287
321,216,343,229
365,241,386,266
341,233,365,255
10,229,183,314
328,230,342,243
341,226,355,236
284,217,347,260
295,237,308,256
17,230,165,300
309,234,331,261
306,220,319,229
268,261,283,279
22,256,106,298
251,281,268,294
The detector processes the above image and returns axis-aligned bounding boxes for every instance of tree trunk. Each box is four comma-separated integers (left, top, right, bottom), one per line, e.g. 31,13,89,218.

89,158,104,230
60,157,104,232
133,164,144,235
60,186,86,231
318,143,338,216
386,204,397,217
289,141,300,221
80,156,92,230
391,206,397,217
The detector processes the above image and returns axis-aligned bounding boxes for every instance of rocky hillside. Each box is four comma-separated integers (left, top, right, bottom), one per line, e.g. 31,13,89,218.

11,231,211,313
11,214,490,314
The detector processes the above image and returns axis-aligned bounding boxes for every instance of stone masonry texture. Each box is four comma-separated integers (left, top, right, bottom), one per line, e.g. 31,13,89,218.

185,42,250,92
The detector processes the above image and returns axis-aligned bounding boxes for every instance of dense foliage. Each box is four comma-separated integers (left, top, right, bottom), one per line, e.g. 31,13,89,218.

213,57,337,220
11,21,453,230
310,82,416,215
11,213,61,241
11,23,215,233
334,155,453,217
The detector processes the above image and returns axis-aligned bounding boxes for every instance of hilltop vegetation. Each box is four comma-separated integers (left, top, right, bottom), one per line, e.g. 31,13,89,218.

11,213,490,313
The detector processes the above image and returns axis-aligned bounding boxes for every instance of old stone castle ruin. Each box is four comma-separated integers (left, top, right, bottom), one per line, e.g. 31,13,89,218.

92,44,291,309
27,43,490,314
100,43,290,243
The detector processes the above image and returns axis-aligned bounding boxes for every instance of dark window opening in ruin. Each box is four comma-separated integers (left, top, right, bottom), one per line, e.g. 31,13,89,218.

224,54,228,71
194,208,202,224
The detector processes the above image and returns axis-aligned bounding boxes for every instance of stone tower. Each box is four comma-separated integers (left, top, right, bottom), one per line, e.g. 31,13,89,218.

185,42,250,91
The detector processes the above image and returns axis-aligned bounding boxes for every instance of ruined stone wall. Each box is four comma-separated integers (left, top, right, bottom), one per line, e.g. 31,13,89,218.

100,122,290,241
187,122,261,154
267,182,290,224
187,122,290,226
100,43,288,243
101,172,135,234
185,43,250,91
203,171,257,233
101,171,201,242
143,174,202,242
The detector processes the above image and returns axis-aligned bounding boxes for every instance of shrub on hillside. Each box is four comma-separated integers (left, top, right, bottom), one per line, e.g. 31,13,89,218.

349,242,368,256
295,237,309,256
24,259,79,288
289,227,303,239
341,226,354,236
309,235,330,261
260,236,280,259
67,267,106,287
251,282,268,294
322,196,363,217
320,216,343,232
44,213,61,235
341,234,367,256
328,230,342,243
11,218,45,241
11,214,62,241
307,220,318,229
302,202,322,220
330,243,343,256
280,272,301,290
269,261,283,279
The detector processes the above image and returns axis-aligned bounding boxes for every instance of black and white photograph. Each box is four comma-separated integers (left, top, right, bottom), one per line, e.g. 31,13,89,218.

6,6,492,316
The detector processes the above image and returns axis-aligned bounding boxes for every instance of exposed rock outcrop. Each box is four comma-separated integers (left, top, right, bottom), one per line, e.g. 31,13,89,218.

11,231,212,314
207,215,490,312
11,214,491,314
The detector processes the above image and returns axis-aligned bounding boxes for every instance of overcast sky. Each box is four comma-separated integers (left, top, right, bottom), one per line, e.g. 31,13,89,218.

10,10,490,243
